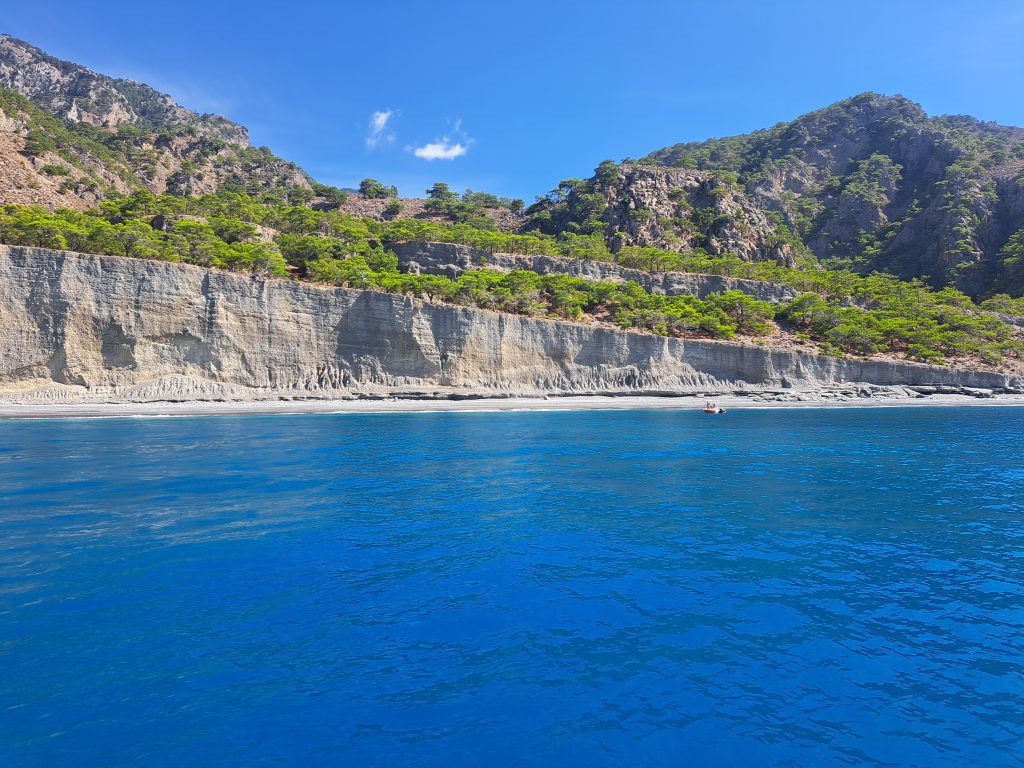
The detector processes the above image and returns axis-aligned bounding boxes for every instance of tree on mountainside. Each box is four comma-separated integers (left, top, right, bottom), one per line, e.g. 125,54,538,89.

170,220,223,266
209,217,258,244
22,128,56,156
218,242,287,277
996,228,1024,294
112,220,161,259
311,182,348,207
359,178,397,199
425,182,459,216
594,160,621,186
426,182,457,202
423,181,456,207
462,189,500,207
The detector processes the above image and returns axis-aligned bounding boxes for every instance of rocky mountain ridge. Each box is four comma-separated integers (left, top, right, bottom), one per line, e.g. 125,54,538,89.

528,94,1024,297
2,36,1024,301
0,34,245,141
645,94,1024,295
0,34,312,206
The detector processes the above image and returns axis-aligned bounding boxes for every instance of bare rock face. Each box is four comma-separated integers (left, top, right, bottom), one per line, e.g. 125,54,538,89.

598,165,796,265
528,164,796,265
0,246,1018,404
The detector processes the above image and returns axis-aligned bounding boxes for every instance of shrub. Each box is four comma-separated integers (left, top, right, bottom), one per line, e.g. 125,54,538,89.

359,178,396,199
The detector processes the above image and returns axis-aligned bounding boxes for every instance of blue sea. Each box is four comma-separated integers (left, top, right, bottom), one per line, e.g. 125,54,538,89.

1,407,1022,767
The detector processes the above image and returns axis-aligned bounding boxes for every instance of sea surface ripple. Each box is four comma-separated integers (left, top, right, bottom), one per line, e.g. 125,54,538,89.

1,408,1022,767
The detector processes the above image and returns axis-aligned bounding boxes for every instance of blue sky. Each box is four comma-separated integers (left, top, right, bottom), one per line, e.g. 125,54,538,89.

5,1,1024,200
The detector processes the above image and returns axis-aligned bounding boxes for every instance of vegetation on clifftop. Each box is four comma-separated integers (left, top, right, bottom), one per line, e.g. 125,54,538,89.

0,189,1020,369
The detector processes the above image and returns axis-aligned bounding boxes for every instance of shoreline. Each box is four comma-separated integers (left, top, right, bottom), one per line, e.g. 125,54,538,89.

3,392,1024,419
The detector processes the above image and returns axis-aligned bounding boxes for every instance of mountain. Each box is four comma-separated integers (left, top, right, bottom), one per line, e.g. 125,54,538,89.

525,161,804,267
527,94,1024,297
0,38,1021,401
0,34,312,208
1,36,1023,299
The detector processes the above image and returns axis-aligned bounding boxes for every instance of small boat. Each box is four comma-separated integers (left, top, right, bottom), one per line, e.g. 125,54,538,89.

703,401,726,414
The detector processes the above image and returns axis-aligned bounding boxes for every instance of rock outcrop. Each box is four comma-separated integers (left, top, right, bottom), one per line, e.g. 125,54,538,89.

1,246,1019,404
526,163,797,265
392,242,800,303
591,165,796,264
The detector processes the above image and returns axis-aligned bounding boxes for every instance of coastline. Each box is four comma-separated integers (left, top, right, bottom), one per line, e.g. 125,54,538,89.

3,392,1024,419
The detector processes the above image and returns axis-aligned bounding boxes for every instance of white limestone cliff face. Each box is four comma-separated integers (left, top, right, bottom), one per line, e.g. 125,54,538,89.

0,245,1019,404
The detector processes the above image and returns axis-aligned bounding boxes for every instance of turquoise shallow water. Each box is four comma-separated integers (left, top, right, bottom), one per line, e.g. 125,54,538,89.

1,408,1022,767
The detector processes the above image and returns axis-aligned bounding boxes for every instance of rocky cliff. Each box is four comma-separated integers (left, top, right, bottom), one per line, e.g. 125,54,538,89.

1,245,1018,404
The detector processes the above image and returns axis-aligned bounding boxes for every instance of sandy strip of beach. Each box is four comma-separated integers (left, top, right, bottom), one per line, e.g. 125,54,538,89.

2,393,1024,419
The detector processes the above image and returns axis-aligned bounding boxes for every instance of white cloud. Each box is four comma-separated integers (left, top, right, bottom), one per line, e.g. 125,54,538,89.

413,140,469,160
365,109,397,149
412,118,473,161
